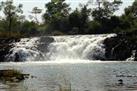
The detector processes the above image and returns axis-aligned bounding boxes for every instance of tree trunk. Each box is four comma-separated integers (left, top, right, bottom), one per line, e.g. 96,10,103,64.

8,14,12,37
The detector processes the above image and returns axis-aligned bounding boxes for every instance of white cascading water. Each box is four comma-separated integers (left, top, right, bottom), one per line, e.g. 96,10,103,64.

6,37,42,61
6,34,115,62
126,50,136,61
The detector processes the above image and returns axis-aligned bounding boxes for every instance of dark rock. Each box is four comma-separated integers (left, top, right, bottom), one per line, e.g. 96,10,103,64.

14,53,20,62
0,38,20,62
104,33,137,61
118,79,123,85
0,69,29,82
37,36,54,53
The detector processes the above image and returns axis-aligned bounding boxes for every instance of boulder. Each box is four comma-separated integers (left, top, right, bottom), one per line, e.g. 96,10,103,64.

0,69,29,82
104,33,137,61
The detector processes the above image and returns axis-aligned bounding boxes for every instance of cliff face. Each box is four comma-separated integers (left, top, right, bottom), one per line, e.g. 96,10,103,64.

104,33,137,61
0,38,20,62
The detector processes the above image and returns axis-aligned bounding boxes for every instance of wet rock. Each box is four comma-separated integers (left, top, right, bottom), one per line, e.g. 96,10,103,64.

104,33,137,61
118,79,123,85
0,69,29,82
39,36,54,44
0,38,20,62
37,36,54,52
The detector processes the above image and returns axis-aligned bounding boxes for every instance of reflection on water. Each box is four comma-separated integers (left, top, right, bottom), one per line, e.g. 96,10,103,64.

0,61,137,91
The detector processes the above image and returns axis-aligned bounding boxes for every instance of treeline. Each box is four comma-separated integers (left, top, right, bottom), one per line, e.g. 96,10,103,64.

0,0,137,37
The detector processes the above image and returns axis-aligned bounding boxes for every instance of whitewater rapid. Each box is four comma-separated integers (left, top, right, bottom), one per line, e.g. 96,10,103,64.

6,34,116,62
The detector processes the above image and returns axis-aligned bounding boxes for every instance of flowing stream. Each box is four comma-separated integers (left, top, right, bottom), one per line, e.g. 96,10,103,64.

0,34,137,91
7,34,115,62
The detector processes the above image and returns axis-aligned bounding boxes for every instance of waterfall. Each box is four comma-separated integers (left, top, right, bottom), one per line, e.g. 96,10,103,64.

126,50,136,61
6,34,115,62
6,37,42,61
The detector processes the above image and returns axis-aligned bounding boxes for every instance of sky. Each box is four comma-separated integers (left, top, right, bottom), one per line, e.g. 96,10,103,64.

0,0,135,22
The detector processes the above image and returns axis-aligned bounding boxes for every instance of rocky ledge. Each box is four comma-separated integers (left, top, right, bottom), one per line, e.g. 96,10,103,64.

0,34,137,62
104,33,137,61
0,69,29,82
0,38,20,62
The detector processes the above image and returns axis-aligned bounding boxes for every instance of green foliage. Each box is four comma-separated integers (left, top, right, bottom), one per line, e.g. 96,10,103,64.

88,21,102,34
43,0,70,24
92,0,122,21
43,0,71,33
0,0,23,32
115,0,137,33
124,1,137,18
0,0,137,37
69,5,91,34
20,21,39,36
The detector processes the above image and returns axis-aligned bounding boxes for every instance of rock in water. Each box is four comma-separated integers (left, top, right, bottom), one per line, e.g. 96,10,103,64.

104,33,137,61
0,69,29,82
0,38,20,62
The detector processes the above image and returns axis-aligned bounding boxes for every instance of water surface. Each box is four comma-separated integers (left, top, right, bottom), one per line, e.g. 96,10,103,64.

0,61,137,91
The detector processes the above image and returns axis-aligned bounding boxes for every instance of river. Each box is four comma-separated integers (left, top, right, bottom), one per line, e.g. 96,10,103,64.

0,61,137,91
0,34,136,91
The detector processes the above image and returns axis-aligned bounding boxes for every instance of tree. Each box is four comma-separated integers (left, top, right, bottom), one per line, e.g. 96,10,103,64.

92,0,122,21
124,1,137,18
43,0,70,24
43,0,71,33
20,20,39,36
30,7,42,24
87,0,122,33
69,4,91,34
0,0,23,32
114,0,137,33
